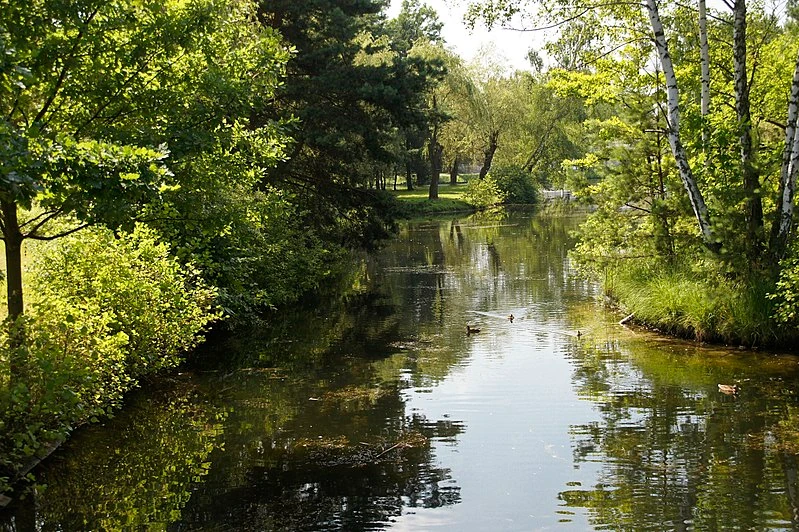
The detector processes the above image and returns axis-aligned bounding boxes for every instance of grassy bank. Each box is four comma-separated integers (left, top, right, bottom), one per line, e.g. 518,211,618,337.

604,262,799,348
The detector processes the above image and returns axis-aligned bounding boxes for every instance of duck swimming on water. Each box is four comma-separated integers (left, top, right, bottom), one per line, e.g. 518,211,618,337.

466,325,481,335
718,384,740,395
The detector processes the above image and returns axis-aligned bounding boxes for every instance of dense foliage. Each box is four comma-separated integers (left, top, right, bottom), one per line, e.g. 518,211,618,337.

468,0,799,345
0,0,454,497
257,0,444,232
0,226,217,493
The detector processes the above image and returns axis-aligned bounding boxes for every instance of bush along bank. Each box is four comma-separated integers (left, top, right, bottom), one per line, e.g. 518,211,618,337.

0,225,220,498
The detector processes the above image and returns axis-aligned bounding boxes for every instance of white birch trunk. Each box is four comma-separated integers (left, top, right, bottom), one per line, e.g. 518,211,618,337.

773,48,799,253
645,0,716,247
699,0,710,151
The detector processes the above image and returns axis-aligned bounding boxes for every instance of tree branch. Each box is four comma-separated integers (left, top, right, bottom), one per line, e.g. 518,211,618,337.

23,208,67,238
19,208,62,230
25,223,91,241
500,4,641,32
32,7,100,127
765,119,786,131
74,48,189,136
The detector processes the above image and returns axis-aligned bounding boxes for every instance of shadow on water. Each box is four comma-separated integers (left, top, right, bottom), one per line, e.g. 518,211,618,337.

4,211,799,530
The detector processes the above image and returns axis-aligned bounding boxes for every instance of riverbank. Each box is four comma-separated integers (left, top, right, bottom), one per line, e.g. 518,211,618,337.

6,212,799,530
601,261,799,349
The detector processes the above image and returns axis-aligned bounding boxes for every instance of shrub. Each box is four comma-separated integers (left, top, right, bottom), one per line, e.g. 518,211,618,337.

30,225,219,378
153,180,344,322
0,225,219,494
488,165,539,204
462,175,507,209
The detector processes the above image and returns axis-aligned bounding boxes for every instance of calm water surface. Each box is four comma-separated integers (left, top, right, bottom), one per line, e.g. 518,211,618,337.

4,212,799,531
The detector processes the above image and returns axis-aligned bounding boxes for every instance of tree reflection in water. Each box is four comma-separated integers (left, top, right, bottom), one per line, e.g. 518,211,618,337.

562,334,799,530
1,379,226,531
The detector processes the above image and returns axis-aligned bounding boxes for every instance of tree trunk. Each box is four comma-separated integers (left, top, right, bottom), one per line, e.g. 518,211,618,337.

2,200,24,322
2,199,26,380
699,0,710,156
478,130,499,180
429,140,442,200
450,155,459,185
770,47,799,259
405,162,414,190
733,0,763,259
645,0,718,251
523,120,559,172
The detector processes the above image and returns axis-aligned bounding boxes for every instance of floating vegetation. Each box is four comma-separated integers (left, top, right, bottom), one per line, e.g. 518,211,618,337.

293,432,428,467
295,435,350,451
236,367,289,379
321,385,390,407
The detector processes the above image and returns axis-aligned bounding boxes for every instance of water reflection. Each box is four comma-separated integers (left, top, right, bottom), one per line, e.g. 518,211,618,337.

4,212,799,530
563,331,799,530
1,379,225,531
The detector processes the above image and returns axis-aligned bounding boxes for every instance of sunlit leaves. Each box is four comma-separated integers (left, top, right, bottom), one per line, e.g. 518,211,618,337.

0,225,219,493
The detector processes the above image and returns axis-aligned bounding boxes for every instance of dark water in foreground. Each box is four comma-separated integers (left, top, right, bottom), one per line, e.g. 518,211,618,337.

4,213,799,531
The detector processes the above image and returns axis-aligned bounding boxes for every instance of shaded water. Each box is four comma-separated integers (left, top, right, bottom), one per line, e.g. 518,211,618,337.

4,212,799,530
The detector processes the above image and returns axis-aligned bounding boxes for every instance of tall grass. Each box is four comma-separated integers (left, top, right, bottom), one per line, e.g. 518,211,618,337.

607,263,783,346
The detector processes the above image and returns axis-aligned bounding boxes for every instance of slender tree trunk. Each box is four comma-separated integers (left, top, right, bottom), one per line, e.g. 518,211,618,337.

429,141,442,200
2,199,26,380
653,129,675,259
770,47,799,259
450,155,459,185
404,137,414,190
2,200,24,322
429,95,441,200
732,0,763,258
523,120,559,172
646,0,718,251
699,0,710,156
478,130,499,180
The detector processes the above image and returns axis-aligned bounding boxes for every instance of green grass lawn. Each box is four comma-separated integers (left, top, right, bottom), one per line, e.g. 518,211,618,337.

390,182,474,217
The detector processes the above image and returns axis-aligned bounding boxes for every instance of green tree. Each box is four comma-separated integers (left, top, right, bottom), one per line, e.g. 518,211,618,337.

492,71,584,188
466,0,799,267
0,0,289,328
386,0,448,197
259,0,442,233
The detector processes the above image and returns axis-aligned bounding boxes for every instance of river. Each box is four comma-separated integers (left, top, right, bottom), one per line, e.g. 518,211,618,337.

3,212,799,531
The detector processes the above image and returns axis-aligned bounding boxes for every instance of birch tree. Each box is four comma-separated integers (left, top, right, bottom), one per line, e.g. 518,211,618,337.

644,0,716,249
699,0,711,155
466,0,796,264
770,49,799,258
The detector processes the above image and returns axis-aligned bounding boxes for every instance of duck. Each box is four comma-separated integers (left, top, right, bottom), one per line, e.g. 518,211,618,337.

508,314,515,323
466,325,481,335
718,384,740,395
